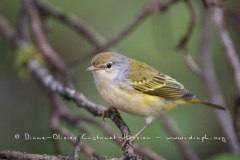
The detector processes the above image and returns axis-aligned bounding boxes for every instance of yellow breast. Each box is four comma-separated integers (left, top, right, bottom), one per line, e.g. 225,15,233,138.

93,72,167,117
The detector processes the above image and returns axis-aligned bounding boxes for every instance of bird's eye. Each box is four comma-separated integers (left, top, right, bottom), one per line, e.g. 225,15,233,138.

106,62,112,69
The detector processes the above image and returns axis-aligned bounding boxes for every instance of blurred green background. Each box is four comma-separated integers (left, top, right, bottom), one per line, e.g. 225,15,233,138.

0,0,240,159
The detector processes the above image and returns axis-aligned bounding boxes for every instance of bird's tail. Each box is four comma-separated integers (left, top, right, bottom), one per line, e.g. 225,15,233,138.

186,98,226,111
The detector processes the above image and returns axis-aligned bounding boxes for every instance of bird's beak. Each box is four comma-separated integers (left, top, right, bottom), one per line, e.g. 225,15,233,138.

86,66,101,72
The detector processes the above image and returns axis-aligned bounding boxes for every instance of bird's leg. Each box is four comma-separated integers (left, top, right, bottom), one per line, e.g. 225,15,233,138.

102,106,119,121
122,116,154,147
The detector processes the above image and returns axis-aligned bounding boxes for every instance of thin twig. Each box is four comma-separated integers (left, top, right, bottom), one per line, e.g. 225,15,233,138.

199,6,240,152
213,8,240,91
24,0,70,77
0,13,21,47
105,108,138,158
183,49,202,78
50,105,99,158
28,59,105,115
213,1,240,143
177,0,202,78
47,91,100,158
159,114,199,160
0,150,71,160
68,0,179,66
177,0,195,49
35,0,106,48
233,92,240,140
73,136,81,160
50,129,63,155
17,7,30,43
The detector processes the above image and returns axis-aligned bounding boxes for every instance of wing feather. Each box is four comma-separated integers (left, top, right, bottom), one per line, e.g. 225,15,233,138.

127,59,195,99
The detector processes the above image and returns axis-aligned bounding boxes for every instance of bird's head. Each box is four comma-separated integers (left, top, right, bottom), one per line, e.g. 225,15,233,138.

86,52,129,82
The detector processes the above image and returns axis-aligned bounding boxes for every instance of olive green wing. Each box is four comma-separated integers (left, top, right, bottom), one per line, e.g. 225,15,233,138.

126,59,195,99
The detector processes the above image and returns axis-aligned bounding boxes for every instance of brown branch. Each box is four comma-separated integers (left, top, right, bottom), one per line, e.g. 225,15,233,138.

51,107,99,158
177,0,195,49
183,49,202,78
213,1,240,144
35,0,106,48
28,59,105,115
105,108,141,159
133,146,166,160
176,0,202,78
17,6,29,43
159,114,199,160
233,92,240,140
0,150,71,160
24,0,70,77
53,118,98,158
50,129,62,155
72,136,81,160
0,13,21,47
199,6,240,152
67,0,179,66
47,90,100,158
213,8,240,91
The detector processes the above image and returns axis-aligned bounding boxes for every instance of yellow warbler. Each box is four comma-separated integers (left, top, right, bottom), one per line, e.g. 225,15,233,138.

86,52,225,145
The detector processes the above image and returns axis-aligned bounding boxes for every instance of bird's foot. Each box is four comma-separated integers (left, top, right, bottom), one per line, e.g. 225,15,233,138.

122,135,136,148
102,106,118,121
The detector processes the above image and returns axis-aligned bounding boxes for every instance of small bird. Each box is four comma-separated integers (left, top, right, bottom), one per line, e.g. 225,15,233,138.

86,52,226,146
